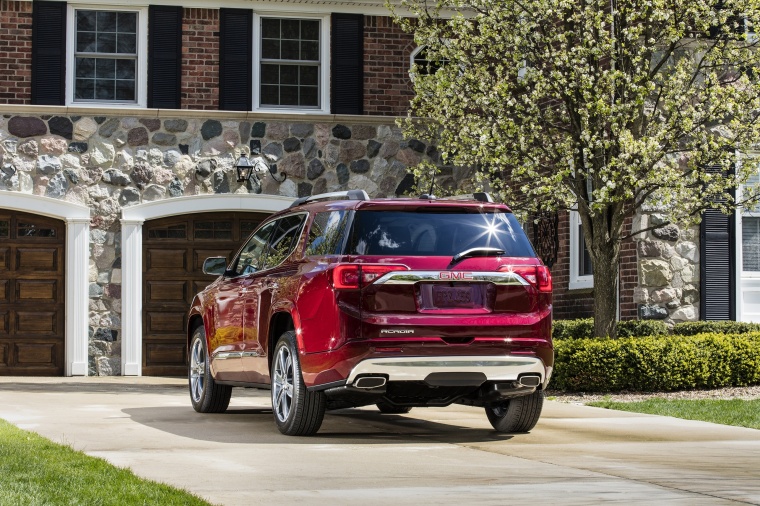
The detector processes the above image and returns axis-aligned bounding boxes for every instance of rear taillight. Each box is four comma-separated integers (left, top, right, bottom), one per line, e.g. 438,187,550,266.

331,264,409,290
499,265,552,293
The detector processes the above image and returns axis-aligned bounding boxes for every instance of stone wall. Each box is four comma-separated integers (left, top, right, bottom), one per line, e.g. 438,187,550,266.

0,111,466,375
633,212,700,324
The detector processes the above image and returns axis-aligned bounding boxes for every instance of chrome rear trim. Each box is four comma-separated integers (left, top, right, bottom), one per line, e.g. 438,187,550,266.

373,271,529,286
346,355,548,387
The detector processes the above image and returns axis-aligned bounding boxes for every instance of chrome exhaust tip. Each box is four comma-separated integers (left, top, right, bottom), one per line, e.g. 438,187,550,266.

517,374,541,388
353,376,387,389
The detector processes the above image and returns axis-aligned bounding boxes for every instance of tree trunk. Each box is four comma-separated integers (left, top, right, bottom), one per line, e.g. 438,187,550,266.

590,240,620,338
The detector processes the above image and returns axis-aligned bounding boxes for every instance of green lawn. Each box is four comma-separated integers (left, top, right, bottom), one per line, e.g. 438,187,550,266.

587,398,760,430
0,419,212,506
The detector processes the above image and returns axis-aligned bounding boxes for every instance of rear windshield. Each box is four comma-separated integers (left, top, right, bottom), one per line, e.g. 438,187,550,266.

348,210,536,257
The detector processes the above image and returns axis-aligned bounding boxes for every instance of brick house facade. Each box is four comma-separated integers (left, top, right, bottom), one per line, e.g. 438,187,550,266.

0,0,741,377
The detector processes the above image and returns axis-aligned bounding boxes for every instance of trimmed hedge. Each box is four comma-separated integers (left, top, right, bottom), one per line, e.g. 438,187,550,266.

551,332,760,392
553,318,668,340
672,321,760,336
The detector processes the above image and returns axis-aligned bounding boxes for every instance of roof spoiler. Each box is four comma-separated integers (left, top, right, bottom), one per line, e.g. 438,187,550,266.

289,189,370,208
419,192,495,203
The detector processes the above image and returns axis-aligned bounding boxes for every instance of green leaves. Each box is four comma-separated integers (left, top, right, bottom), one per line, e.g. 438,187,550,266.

391,0,760,221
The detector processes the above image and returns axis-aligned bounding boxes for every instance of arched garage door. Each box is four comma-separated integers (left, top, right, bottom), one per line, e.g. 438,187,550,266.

0,211,65,376
142,212,268,376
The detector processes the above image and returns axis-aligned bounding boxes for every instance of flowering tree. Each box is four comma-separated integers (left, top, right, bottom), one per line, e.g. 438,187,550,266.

391,0,760,337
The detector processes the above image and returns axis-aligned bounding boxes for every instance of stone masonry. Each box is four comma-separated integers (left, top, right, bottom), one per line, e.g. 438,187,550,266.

0,112,474,375
633,212,700,324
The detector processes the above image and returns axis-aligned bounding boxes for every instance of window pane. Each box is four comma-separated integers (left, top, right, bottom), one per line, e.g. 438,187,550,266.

301,41,319,61
261,85,279,105
265,214,306,268
76,58,95,78
578,224,593,276
280,65,298,85
300,66,318,85
96,58,115,79
301,20,319,40
116,59,135,79
96,79,115,100
262,18,280,39
280,85,298,106
299,86,318,107
77,10,96,31
97,11,117,32
282,19,299,39
76,32,96,52
235,221,277,276
0,221,9,239
117,33,136,54
115,80,135,101
97,32,117,53
75,79,95,99
743,217,760,271
348,211,535,257
281,40,299,60
117,12,137,33
17,223,56,237
261,64,279,84
262,39,280,60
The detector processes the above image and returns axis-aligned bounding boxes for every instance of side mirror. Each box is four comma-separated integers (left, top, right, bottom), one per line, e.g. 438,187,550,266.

202,257,228,276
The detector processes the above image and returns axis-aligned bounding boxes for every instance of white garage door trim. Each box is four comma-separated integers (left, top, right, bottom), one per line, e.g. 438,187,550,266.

120,194,294,376
0,190,90,376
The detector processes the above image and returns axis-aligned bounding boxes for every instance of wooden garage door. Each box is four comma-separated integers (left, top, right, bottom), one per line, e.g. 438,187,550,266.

142,212,268,376
0,211,65,376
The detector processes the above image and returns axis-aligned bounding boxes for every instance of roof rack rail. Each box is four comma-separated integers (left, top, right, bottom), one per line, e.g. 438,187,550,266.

288,189,370,208
437,192,495,203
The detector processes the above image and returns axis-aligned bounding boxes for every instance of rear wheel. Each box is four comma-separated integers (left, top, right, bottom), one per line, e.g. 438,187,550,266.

376,402,412,414
189,325,231,413
485,390,544,433
271,331,326,436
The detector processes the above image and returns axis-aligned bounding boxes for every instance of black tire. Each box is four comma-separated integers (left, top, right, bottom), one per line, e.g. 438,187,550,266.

485,390,544,433
271,331,326,436
376,402,412,414
188,325,232,413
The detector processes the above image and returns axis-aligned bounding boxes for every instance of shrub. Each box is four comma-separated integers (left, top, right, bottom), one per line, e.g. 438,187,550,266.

551,332,760,392
552,318,668,339
671,321,760,336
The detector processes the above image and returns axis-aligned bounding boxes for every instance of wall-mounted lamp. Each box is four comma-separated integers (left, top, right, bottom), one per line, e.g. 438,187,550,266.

236,153,286,185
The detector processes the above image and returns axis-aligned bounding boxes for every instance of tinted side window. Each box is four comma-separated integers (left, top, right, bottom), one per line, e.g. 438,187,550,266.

305,211,348,256
264,214,307,268
349,210,536,257
233,221,276,276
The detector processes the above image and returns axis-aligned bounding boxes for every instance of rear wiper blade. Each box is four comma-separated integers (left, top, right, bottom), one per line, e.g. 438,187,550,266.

448,247,505,268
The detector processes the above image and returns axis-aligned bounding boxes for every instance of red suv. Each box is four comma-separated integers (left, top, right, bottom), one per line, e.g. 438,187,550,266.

187,190,553,436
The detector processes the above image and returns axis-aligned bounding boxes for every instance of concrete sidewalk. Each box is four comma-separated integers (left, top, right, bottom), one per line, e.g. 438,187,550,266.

0,377,759,505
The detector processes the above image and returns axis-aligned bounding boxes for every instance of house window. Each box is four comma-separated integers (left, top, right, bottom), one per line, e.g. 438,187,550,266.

742,217,760,271
254,15,329,112
67,6,148,106
410,46,449,78
569,209,594,290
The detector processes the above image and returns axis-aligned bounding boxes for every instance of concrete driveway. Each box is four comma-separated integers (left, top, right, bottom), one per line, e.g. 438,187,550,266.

0,377,758,505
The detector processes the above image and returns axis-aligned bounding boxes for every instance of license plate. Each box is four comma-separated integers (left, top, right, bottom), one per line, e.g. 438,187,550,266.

432,285,474,308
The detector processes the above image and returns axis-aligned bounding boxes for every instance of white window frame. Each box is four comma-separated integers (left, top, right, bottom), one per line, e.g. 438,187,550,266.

252,12,330,114
66,4,148,108
569,208,594,290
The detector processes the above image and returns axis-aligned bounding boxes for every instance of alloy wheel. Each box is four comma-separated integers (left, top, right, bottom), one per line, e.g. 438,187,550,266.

272,345,294,422
189,338,206,403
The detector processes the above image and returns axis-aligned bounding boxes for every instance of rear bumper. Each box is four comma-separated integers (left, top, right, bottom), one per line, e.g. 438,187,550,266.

345,355,552,389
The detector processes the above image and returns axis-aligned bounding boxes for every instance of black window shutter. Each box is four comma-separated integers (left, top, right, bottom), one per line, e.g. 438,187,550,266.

219,8,252,111
331,14,364,115
700,166,737,320
148,6,182,109
31,1,66,106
